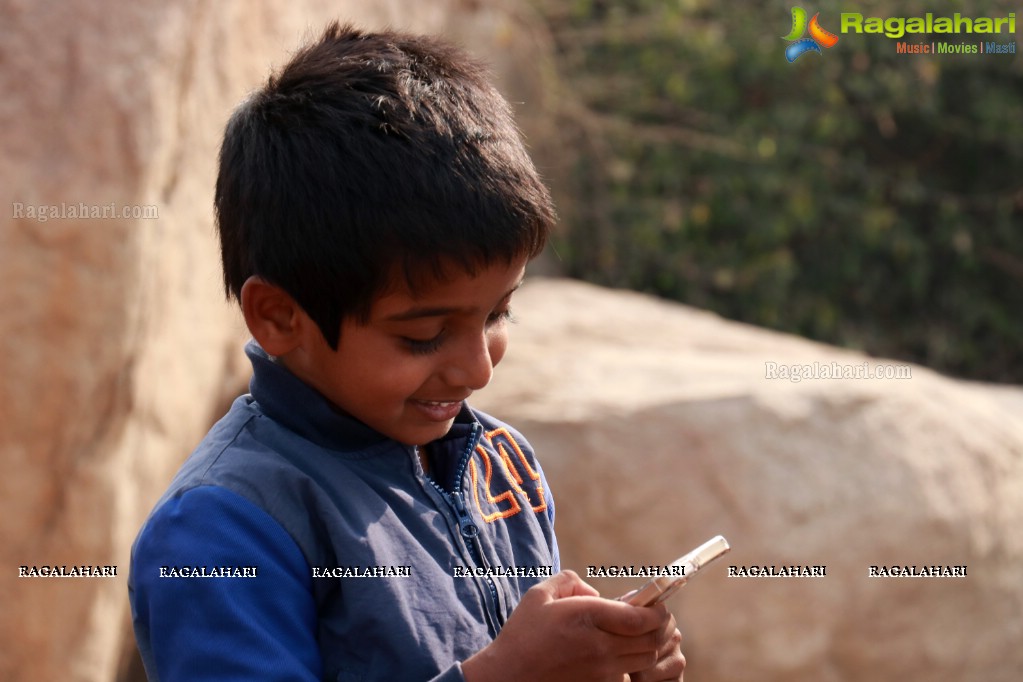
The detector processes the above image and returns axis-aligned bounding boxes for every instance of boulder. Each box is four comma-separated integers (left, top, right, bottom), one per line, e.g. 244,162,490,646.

0,1,552,680
472,277,1023,682
7,0,1019,677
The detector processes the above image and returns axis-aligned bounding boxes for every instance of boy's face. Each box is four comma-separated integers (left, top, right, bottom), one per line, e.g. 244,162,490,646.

292,258,527,446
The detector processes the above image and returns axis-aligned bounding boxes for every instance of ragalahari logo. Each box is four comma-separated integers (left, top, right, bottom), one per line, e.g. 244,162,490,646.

783,7,839,62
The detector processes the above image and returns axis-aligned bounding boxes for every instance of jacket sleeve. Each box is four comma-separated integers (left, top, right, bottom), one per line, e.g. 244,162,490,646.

129,485,322,681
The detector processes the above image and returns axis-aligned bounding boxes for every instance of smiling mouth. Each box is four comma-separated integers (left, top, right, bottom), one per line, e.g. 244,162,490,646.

409,398,466,422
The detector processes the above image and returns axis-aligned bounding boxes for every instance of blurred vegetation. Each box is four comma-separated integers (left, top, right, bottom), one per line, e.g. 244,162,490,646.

532,0,1023,382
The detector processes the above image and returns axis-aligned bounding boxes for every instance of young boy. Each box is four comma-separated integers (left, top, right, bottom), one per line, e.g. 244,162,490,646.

129,22,685,682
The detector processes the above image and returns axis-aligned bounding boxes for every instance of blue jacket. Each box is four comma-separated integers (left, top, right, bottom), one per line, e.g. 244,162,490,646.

129,341,560,681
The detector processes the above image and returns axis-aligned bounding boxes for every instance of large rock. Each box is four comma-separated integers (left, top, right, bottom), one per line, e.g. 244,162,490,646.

0,2,553,680
472,278,1023,682
7,0,1019,678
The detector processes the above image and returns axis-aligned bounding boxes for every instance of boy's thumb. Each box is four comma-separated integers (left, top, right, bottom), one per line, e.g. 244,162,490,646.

531,569,601,601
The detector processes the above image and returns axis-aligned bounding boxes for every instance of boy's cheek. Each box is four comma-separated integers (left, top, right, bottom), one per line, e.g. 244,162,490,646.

486,330,510,368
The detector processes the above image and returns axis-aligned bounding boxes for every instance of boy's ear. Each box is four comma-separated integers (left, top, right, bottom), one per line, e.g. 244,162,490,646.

240,276,306,356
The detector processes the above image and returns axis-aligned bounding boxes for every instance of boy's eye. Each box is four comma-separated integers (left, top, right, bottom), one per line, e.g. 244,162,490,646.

487,308,515,326
401,332,445,356
400,309,513,356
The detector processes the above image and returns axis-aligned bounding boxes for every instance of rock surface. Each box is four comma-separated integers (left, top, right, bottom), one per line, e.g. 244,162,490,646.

0,2,552,680
5,0,1020,679
472,278,1023,682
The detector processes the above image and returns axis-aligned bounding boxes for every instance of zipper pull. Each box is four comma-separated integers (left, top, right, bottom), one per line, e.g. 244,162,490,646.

460,521,490,571
451,490,491,570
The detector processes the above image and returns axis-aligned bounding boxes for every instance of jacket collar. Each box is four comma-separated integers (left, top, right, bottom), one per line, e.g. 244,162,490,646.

246,339,388,452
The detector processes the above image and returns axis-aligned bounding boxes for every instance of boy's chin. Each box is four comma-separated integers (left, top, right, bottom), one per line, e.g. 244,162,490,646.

394,400,463,445
388,418,457,448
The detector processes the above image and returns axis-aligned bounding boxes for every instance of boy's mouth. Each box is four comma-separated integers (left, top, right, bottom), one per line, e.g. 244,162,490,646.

409,398,465,422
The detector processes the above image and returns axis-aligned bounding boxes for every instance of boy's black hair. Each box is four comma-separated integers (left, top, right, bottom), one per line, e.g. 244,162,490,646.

215,21,555,349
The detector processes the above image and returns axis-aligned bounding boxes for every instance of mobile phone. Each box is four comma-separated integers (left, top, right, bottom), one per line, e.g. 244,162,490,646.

618,535,731,606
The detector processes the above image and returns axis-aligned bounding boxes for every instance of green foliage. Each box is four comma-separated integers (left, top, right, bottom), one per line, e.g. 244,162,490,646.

534,0,1023,382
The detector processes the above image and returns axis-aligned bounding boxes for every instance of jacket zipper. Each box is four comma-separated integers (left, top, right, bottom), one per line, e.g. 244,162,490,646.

418,422,505,631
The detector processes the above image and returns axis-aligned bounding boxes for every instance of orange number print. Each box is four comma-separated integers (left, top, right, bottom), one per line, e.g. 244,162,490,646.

469,427,547,523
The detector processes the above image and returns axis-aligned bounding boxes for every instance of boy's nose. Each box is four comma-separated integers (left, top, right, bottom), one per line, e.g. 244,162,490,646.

443,331,494,391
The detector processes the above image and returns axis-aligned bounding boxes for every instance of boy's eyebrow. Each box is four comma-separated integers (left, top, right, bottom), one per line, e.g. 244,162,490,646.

384,280,523,322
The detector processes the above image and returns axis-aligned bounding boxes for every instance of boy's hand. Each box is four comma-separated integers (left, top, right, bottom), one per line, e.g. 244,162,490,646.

462,570,685,682
627,604,685,682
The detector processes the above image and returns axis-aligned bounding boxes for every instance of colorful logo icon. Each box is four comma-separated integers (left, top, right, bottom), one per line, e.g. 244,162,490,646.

783,7,839,62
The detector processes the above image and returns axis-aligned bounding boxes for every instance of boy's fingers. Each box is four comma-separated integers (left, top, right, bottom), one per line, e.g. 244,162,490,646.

630,646,687,682
631,615,685,681
652,606,681,651
534,570,601,600
588,599,666,637
657,625,683,657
